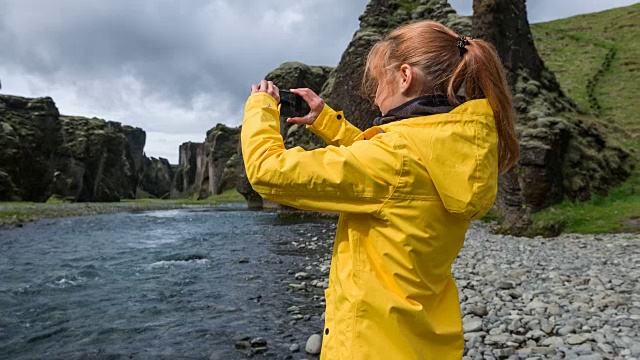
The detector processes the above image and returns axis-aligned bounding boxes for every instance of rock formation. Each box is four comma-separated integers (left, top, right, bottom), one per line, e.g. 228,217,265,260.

171,124,241,199
472,0,633,233
0,95,62,201
53,116,146,202
139,157,174,199
0,94,149,202
171,142,203,197
196,124,241,199
321,0,471,131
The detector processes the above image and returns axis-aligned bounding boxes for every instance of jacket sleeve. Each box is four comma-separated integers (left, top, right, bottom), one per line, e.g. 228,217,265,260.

305,103,363,147
241,93,402,215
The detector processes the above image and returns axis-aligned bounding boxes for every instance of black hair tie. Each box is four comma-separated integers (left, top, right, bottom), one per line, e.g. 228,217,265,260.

456,35,471,57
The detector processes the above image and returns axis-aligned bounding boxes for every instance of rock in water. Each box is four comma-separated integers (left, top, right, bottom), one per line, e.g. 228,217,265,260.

305,334,322,355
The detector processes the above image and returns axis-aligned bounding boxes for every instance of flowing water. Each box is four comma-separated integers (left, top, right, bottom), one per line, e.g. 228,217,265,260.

0,204,331,359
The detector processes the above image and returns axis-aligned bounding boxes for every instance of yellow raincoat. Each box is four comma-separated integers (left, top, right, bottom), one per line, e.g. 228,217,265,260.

241,92,498,359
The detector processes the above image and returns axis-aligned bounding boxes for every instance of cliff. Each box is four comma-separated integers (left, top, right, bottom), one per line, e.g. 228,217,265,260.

229,0,633,235
55,116,146,202
472,0,633,233
0,94,150,202
0,95,61,201
171,124,241,200
320,0,471,131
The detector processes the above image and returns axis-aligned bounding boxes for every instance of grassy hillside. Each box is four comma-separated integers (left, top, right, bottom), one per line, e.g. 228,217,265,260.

528,4,639,234
531,3,640,149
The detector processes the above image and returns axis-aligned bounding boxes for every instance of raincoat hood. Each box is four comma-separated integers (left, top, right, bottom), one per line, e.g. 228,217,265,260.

376,98,499,220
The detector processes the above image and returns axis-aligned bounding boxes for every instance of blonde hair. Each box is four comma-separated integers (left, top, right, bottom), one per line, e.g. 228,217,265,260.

363,21,520,174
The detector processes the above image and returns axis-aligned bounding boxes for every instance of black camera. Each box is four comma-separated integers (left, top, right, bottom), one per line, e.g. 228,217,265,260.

279,90,309,118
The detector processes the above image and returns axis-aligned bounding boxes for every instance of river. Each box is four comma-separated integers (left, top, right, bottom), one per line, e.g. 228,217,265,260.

0,204,333,359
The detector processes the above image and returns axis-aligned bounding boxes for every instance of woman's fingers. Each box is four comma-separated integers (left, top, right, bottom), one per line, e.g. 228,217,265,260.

250,80,280,102
267,81,280,103
290,88,324,112
286,116,314,125
289,88,324,125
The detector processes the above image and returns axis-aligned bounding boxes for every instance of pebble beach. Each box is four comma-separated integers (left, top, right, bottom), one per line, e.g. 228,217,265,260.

278,221,639,360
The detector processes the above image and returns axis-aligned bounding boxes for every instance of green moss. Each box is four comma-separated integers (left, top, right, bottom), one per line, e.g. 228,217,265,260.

396,0,419,12
531,3,640,152
513,4,640,235
532,171,639,234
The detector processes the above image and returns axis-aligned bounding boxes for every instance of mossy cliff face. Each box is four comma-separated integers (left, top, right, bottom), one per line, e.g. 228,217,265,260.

198,124,241,199
139,157,174,199
0,94,148,202
321,0,471,131
0,95,62,201
473,0,633,234
171,124,241,200
171,142,204,197
54,116,146,202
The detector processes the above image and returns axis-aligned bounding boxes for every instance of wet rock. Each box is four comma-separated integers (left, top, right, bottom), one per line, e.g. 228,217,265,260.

497,281,514,290
463,317,484,333
250,337,267,347
567,334,590,345
305,334,322,355
235,340,250,350
469,305,489,317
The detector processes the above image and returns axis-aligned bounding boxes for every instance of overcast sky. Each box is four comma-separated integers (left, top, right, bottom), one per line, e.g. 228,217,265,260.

1,0,637,164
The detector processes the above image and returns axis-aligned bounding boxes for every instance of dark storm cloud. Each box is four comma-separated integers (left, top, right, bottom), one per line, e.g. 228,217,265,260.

0,0,369,130
1,0,636,162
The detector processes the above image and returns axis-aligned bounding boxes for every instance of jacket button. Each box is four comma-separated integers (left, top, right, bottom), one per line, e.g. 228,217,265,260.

325,328,329,335
336,114,342,120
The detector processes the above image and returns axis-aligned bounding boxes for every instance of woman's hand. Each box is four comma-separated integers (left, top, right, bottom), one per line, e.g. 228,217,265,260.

286,88,325,125
251,80,280,103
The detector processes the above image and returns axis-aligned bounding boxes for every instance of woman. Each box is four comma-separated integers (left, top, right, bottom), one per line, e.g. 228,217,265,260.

241,21,519,359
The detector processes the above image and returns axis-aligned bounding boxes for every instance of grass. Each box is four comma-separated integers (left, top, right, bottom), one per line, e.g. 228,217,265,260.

482,4,640,235
0,189,246,228
532,171,639,234
531,3,640,151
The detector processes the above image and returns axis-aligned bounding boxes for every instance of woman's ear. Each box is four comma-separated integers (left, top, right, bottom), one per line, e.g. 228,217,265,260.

399,64,414,95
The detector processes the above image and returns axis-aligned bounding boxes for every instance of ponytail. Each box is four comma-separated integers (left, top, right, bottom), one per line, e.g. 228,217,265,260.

363,21,520,174
447,37,520,174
